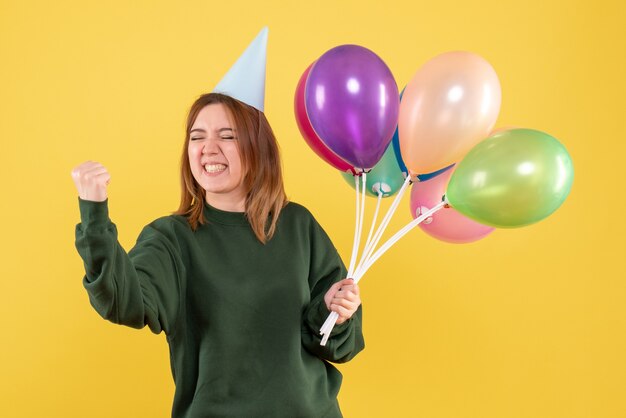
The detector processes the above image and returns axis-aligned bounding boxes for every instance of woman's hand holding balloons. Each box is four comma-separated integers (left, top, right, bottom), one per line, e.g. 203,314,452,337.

296,46,574,350
324,278,361,325
71,161,111,202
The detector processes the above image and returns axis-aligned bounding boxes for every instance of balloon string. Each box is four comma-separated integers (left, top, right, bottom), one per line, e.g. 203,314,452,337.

362,189,384,262
354,189,383,280
346,174,361,277
320,172,369,345
320,311,338,345
320,314,335,346
354,172,367,277
353,174,411,282
356,201,446,280
320,175,411,346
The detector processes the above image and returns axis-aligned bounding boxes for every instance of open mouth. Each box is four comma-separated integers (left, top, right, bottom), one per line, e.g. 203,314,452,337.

204,163,227,174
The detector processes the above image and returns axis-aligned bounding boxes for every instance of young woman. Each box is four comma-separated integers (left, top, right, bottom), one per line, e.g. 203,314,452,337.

72,92,364,417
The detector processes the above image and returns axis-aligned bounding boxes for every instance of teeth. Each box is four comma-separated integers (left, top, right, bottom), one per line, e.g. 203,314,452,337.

204,164,227,173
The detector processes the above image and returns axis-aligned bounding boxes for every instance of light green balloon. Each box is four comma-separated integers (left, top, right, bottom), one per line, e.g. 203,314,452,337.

446,129,574,228
341,142,405,197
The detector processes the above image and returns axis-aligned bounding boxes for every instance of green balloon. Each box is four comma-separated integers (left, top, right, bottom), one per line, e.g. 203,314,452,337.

446,129,574,228
341,142,405,197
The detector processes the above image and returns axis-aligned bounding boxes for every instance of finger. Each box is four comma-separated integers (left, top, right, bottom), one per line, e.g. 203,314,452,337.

327,278,356,310
331,280,345,292
81,167,110,186
334,286,359,300
324,282,342,310
72,162,95,180
340,278,355,287
73,163,101,193
72,162,110,202
351,283,359,296
334,302,359,315
337,278,355,292
330,303,352,319
331,295,359,310
330,305,356,325
82,161,102,169
335,316,349,325
334,293,359,307
75,161,103,173
73,163,106,182
79,174,110,196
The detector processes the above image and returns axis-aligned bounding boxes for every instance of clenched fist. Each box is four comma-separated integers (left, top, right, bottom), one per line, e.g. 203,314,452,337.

71,161,111,202
324,278,361,325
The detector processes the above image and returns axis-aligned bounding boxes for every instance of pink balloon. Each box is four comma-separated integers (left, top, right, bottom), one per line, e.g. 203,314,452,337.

294,63,355,173
410,168,494,244
399,51,502,175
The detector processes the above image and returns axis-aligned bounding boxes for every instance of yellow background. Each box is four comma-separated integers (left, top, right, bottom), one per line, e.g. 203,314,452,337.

1,0,625,417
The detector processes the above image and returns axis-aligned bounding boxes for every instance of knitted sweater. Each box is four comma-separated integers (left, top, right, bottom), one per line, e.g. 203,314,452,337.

75,199,364,418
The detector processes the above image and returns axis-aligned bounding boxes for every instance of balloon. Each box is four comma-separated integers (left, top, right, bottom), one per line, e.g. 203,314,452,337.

391,88,409,175
415,163,456,182
490,126,518,135
399,51,501,174
294,63,355,173
305,45,399,170
446,129,574,228
409,167,494,243
391,87,455,181
341,142,405,198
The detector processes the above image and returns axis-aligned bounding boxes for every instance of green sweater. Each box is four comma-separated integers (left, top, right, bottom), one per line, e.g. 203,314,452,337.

75,199,364,418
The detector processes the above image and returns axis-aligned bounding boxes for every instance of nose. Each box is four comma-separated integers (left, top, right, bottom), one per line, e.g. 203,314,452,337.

201,138,219,155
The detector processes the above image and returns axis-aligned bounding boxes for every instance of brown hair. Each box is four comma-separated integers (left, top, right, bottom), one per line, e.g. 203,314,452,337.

175,93,287,243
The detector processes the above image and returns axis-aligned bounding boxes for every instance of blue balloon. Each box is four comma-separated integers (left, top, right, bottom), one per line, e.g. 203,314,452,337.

391,88,408,175
415,163,455,182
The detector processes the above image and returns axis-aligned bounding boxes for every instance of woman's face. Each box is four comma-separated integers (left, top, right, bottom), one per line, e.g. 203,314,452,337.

188,103,247,211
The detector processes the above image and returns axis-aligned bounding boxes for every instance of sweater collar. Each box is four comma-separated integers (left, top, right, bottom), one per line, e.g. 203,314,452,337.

203,202,249,226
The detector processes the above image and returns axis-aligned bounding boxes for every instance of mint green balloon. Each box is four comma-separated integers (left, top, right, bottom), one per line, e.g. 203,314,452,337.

341,142,405,197
446,129,574,228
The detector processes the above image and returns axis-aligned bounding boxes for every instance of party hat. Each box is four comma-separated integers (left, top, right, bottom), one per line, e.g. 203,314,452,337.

213,27,268,112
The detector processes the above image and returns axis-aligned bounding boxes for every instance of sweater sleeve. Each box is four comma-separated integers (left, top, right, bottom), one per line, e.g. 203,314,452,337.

301,216,365,363
74,199,184,336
